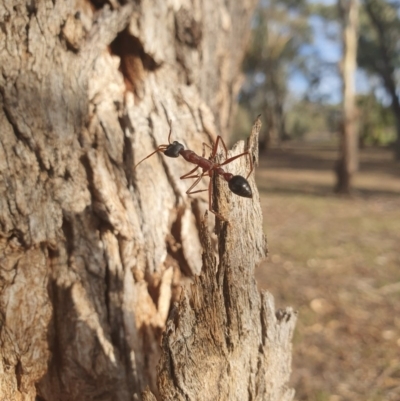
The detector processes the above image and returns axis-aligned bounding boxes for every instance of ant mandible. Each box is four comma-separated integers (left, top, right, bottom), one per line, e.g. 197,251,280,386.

133,122,253,218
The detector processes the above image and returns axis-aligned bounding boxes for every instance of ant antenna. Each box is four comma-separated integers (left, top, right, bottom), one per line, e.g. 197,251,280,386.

167,120,173,144
133,120,174,171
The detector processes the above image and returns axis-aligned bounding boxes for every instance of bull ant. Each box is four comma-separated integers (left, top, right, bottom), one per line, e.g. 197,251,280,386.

133,123,253,218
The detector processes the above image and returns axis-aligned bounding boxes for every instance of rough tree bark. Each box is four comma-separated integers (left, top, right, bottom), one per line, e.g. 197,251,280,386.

335,0,360,193
152,118,297,401
0,1,296,401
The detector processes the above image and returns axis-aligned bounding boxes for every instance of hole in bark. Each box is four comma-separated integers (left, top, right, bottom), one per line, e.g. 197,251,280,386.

89,0,109,10
110,29,158,95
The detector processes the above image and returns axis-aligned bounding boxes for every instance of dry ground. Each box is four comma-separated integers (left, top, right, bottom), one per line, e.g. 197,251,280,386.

255,144,400,401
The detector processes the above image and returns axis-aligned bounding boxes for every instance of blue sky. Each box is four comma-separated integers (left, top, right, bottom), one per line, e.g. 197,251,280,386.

288,12,342,102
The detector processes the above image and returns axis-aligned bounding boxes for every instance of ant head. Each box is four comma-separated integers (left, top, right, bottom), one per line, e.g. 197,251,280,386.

164,141,184,158
133,122,184,169
228,175,252,198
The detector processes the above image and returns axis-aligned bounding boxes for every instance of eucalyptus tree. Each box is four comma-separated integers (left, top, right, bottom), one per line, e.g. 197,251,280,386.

358,0,400,159
240,0,311,147
335,0,360,193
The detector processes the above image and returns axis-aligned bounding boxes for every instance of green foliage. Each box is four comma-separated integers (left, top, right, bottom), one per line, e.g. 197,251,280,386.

244,1,311,75
286,100,340,140
358,0,400,155
358,93,396,146
307,2,338,21
358,0,400,78
239,0,312,143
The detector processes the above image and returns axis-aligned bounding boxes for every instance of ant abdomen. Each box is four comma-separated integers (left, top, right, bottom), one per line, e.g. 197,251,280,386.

228,175,252,198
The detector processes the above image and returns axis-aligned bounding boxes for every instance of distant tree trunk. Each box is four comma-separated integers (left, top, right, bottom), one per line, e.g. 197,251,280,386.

335,0,360,193
264,61,287,146
363,0,400,160
389,100,400,160
0,2,296,401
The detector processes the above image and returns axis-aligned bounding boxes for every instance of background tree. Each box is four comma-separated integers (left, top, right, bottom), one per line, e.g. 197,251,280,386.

0,1,296,400
358,0,400,159
358,91,397,147
236,0,311,148
335,0,360,193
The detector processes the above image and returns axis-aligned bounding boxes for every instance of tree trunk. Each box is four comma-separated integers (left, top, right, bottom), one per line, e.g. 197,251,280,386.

0,2,296,401
388,98,400,160
335,0,360,194
154,118,297,401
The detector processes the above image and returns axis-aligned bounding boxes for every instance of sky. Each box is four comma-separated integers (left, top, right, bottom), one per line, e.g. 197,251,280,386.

288,13,342,103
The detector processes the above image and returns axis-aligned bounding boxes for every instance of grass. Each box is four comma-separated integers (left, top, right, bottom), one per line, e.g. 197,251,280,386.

255,143,400,401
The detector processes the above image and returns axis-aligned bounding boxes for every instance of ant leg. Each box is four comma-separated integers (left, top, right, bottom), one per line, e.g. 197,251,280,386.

188,188,208,194
218,151,254,179
202,142,213,157
181,165,200,180
184,169,226,220
211,136,228,159
185,172,208,195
